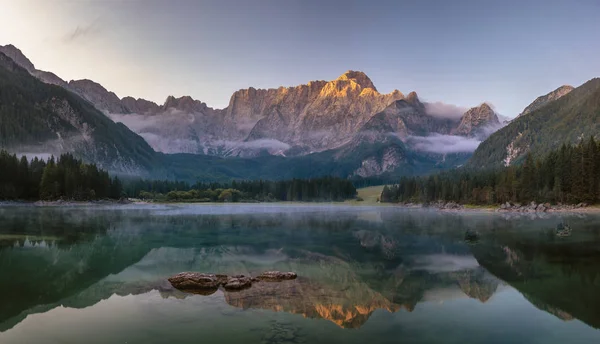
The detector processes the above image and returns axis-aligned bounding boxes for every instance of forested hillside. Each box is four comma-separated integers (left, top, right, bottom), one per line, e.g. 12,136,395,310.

0,150,123,200
382,137,600,205
0,51,157,173
469,78,600,168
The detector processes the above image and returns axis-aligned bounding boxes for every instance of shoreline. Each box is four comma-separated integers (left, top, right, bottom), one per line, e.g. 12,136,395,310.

1,199,599,214
383,202,600,214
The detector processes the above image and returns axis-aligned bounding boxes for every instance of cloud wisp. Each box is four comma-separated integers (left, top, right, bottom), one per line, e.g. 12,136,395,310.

63,19,102,43
407,134,481,154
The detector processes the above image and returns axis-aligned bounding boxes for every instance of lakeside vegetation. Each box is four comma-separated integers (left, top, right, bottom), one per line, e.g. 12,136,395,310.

382,137,600,206
126,177,357,202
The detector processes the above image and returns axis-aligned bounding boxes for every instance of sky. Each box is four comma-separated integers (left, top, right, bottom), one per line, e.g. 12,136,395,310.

1,0,599,117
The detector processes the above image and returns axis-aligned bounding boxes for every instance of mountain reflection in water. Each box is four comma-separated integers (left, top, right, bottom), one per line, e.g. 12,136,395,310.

1,205,600,343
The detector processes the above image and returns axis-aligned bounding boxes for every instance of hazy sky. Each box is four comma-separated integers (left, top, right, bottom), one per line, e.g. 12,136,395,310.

1,0,599,117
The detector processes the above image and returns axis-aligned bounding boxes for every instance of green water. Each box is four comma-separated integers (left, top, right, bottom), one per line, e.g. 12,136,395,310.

0,204,599,343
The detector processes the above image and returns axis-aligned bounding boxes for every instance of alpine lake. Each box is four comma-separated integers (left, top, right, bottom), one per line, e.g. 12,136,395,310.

1,204,600,344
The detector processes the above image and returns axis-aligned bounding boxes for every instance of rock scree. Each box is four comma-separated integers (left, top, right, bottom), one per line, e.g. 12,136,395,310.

167,271,297,293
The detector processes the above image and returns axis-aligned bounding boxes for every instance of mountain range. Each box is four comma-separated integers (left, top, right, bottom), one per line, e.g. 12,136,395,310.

9,42,597,181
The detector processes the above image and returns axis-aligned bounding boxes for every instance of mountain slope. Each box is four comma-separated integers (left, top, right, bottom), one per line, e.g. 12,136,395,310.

0,51,157,173
469,78,600,168
517,85,574,118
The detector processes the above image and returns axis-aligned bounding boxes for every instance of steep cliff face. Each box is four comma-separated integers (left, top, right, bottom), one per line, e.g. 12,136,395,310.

242,71,404,151
453,103,500,138
517,85,574,118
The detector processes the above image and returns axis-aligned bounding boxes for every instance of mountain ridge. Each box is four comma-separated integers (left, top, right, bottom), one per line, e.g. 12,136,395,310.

0,43,503,180
469,78,600,168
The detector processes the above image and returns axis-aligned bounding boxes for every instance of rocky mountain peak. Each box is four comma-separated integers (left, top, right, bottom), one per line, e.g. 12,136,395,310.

163,95,211,113
517,85,575,117
121,97,160,114
479,102,493,111
0,44,35,72
406,91,421,105
336,70,377,91
453,103,499,137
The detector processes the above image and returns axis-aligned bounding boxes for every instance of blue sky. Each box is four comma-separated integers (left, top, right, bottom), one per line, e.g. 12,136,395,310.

1,0,599,116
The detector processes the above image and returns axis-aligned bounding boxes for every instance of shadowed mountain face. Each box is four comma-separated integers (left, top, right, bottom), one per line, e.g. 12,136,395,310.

2,206,600,336
0,51,157,173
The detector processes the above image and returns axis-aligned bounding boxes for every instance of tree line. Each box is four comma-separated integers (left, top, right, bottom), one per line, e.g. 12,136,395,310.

0,150,123,201
126,177,357,202
381,137,600,205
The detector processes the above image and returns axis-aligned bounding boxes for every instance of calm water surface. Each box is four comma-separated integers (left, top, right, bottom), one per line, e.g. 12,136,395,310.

1,204,600,343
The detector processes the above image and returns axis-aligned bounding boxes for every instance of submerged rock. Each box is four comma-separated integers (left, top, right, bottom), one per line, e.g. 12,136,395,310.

256,271,298,281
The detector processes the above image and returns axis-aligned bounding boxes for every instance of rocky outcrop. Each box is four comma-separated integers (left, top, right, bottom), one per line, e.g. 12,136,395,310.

68,79,131,114
0,44,35,72
120,97,160,114
518,85,574,117
453,103,500,138
168,272,228,290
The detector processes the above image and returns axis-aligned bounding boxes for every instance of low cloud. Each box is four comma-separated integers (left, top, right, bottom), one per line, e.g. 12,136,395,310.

216,139,291,156
140,133,200,154
109,111,292,155
424,102,468,119
408,134,481,154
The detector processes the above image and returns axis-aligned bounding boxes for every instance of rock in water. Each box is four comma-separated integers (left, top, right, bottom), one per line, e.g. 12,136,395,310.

167,272,228,290
256,271,298,281
223,275,252,290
